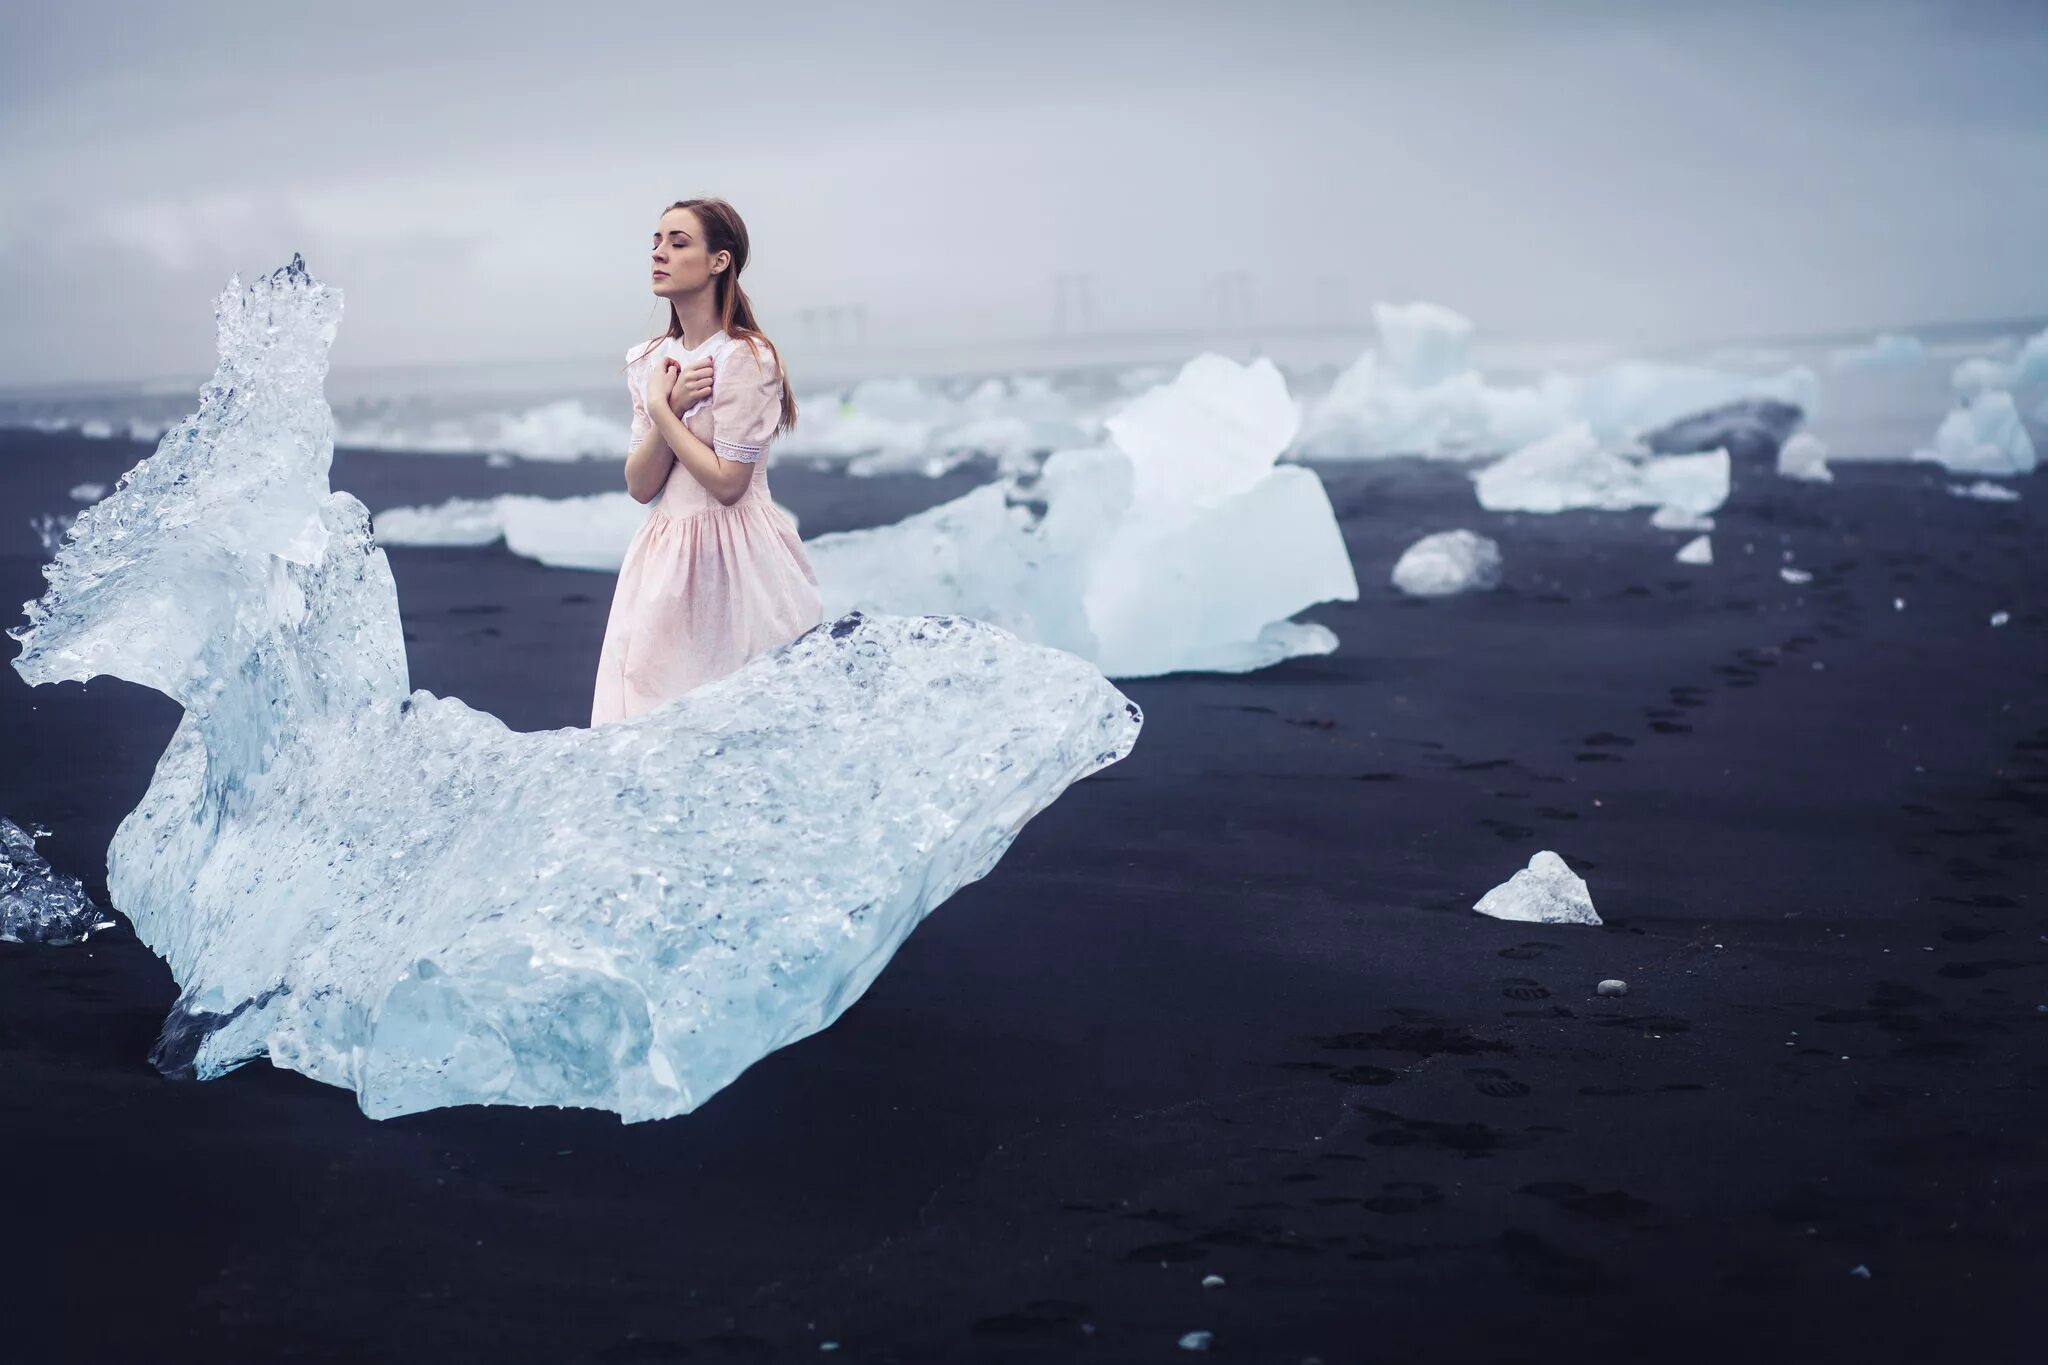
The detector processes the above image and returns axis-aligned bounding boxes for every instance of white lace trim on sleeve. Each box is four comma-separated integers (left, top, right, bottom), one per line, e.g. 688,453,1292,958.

714,438,763,465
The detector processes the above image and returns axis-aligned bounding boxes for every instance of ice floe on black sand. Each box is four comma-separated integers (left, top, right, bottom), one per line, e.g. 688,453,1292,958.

807,354,1360,677
1390,530,1502,597
9,257,1141,1122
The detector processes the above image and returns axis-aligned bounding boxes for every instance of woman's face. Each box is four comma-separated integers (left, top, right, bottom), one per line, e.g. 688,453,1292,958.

650,208,726,300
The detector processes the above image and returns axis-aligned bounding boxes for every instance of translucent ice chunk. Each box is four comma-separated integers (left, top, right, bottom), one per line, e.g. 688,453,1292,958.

1675,534,1713,565
1913,391,2037,476
1,818,114,945
1777,432,1834,483
10,256,1142,1122
1390,530,1502,597
67,482,107,503
1473,850,1600,926
808,355,1359,678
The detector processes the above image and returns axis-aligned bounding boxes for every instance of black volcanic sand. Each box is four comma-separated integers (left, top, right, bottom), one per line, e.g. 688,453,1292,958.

3,430,2044,1364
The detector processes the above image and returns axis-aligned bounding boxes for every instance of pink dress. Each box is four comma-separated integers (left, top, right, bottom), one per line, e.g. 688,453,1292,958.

590,330,824,724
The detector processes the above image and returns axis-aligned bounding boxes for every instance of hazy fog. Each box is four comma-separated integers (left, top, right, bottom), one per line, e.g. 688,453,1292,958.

3,0,2045,385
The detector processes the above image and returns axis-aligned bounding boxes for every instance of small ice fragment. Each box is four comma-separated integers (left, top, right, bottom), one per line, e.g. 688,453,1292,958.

1894,597,1905,611
1178,1331,1214,1352
1776,432,1833,483
1779,567,1812,585
1201,1274,1226,1288
1474,850,1601,926
1,817,114,944
1990,611,2009,627
819,1343,838,1352
68,482,108,503
1675,534,1712,565
1946,479,2020,502
1850,1265,1872,1279
1390,529,1502,596
1596,979,1628,997
79,418,114,440
29,512,74,555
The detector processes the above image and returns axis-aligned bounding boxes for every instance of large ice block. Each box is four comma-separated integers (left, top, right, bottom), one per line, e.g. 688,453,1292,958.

806,354,1360,678
10,256,1142,1122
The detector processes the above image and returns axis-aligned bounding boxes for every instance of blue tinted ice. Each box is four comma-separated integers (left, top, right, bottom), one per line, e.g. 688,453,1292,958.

10,257,1141,1121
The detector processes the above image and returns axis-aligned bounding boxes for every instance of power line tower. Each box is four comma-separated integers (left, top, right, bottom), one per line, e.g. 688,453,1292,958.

1051,272,1096,335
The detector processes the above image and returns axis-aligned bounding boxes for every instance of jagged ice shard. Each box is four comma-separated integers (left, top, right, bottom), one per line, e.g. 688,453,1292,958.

9,257,1142,1122
806,354,1361,678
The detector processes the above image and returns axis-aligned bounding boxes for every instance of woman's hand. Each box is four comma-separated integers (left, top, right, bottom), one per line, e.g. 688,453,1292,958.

658,356,716,417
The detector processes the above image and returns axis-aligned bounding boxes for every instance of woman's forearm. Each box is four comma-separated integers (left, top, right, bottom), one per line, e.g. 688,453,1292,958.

623,425,675,504
648,405,752,506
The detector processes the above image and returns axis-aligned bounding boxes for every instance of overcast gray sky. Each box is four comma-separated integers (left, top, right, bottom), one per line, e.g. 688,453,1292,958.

3,0,2045,385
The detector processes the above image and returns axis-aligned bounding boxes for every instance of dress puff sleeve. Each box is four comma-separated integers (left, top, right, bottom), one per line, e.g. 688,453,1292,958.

625,341,660,455
708,341,784,464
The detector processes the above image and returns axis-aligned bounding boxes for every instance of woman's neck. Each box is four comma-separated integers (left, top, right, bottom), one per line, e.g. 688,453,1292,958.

674,293,722,348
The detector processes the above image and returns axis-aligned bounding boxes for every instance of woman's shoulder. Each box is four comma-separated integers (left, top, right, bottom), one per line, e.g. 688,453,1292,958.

715,333,783,382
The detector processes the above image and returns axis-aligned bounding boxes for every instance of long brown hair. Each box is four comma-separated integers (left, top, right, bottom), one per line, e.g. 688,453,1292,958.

632,197,797,433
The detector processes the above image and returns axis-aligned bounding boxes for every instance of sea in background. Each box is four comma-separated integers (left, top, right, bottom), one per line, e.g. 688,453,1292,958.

2,313,2041,468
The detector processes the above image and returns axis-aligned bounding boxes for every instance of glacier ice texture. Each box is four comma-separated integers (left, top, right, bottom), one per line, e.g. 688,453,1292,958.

1390,530,1502,597
805,353,1361,679
778,375,1099,477
1473,851,1600,926
373,490,800,572
1294,302,1818,460
1,818,114,945
9,256,1142,1122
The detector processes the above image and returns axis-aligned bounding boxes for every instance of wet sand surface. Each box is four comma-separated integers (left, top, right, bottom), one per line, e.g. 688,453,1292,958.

3,431,2043,1363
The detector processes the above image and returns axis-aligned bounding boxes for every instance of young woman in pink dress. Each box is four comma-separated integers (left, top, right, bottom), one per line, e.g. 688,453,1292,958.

590,198,825,725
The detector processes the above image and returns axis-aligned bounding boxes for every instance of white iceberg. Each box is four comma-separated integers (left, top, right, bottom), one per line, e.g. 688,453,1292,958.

1473,851,1600,926
1471,423,1731,518
1,818,114,945
1913,390,2037,477
807,354,1360,679
1675,535,1713,565
1390,530,1502,597
374,490,800,573
1297,303,1818,460
1776,432,1833,483
1830,333,1925,372
9,256,1142,1123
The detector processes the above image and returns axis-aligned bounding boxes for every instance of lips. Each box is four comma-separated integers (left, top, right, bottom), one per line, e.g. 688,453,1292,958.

652,271,669,279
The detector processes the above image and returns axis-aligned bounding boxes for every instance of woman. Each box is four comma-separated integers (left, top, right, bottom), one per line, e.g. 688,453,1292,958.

591,198,825,724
